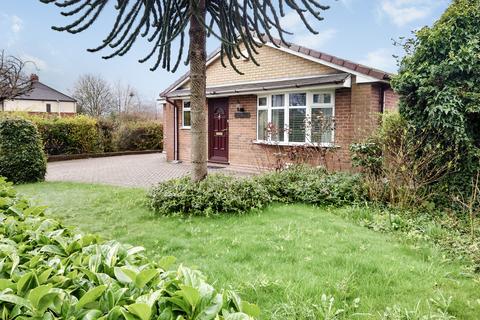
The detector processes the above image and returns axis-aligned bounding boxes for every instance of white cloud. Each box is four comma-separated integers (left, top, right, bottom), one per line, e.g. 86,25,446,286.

293,29,338,49
20,54,48,72
11,15,23,33
359,48,398,72
378,0,439,27
280,10,302,31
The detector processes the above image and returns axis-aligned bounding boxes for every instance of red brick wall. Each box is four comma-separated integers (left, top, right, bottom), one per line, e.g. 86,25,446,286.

384,88,399,112
163,82,399,171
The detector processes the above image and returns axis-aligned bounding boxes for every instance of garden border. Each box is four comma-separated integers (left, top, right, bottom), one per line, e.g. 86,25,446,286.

47,150,162,162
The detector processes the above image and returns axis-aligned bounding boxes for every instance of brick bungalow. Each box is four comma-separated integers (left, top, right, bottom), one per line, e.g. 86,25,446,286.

159,38,398,171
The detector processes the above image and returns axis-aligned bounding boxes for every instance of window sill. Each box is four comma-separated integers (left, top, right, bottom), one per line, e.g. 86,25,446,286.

180,126,191,130
252,140,338,148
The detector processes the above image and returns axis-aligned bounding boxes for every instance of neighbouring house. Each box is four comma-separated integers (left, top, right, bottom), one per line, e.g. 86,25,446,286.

0,74,77,115
159,38,398,171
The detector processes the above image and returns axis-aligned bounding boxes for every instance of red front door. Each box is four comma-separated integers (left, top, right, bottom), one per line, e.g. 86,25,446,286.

208,98,229,163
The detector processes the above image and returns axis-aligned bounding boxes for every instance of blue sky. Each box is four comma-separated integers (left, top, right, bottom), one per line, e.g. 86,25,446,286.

0,0,450,100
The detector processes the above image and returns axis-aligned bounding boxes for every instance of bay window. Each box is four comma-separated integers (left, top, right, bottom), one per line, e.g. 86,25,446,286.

256,91,335,145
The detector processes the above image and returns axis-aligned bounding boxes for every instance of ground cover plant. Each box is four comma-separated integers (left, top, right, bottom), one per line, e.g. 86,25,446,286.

16,182,480,319
0,178,256,319
0,117,46,184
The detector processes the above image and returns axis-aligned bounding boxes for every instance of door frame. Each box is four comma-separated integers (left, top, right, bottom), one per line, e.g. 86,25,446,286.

208,97,229,164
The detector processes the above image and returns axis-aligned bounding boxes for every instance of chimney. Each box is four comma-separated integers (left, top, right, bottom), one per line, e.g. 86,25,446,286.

30,74,39,82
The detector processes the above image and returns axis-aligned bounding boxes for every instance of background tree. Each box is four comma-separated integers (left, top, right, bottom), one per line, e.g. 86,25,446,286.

40,0,329,181
113,81,139,114
392,0,480,193
73,74,115,117
0,51,33,110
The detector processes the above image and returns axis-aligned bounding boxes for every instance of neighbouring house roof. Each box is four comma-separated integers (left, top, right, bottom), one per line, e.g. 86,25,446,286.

13,80,76,103
165,73,350,98
160,36,393,98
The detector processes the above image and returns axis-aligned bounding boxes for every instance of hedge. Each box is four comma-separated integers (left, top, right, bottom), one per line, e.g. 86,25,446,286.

0,118,47,184
0,177,258,319
14,114,163,155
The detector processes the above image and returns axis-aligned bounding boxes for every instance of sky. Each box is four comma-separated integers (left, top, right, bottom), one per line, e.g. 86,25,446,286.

0,0,450,101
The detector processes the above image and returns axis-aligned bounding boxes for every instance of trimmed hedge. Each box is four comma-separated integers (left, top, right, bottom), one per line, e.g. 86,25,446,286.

114,121,163,151
0,177,258,319
34,115,102,155
147,165,365,216
20,114,163,155
0,118,46,184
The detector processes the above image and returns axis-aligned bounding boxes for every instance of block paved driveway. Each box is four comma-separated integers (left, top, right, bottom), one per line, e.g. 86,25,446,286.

46,153,236,188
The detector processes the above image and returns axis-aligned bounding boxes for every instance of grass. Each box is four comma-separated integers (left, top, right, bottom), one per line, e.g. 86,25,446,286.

15,181,480,319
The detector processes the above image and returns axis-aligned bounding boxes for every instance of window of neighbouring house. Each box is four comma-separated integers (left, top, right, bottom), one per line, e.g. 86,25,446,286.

182,100,191,128
46,103,51,113
256,91,335,145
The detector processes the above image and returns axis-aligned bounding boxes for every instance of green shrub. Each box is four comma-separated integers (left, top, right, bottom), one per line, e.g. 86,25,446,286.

114,121,163,151
147,174,270,216
33,115,102,155
350,113,457,209
0,177,257,319
147,166,365,216
255,165,365,205
0,117,46,184
392,0,480,194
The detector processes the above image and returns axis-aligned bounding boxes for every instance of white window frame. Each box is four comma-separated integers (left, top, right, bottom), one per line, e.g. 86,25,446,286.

255,90,335,146
310,91,335,144
182,100,191,128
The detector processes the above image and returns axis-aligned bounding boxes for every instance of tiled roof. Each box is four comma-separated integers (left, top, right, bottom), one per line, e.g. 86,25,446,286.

14,81,76,102
165,73,350,98
160,37,393,98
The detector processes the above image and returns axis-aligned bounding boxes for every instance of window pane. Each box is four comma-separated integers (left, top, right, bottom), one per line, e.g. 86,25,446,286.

257,109,268,140
289,93,306,107
184,101,191,109
311,107,333,143
183,111,191,127
272,94,285,107
258,97,267,107
271,109,285,142
289,108,306,142
313,93,331,104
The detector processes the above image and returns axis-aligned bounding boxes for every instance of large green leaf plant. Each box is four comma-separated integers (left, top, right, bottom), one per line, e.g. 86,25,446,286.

0,178,258,320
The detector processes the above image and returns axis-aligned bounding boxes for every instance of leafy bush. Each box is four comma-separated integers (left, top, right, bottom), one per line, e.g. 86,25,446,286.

350,113,455,209
0,177,258,319
147,174,270,216
255,165,365,205
392,0,480,193
114,121,163,151
147,166,365,216
33,115,102,155
7,113,163,155
0,117,46,184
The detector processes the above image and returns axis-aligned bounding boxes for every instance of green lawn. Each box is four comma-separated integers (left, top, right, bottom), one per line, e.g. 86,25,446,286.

15,182,480,319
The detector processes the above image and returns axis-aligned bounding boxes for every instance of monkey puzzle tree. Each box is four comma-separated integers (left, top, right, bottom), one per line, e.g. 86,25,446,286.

40,0,329,182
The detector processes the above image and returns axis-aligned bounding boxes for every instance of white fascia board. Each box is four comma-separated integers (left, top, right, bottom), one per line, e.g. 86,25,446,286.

166,51,222,93
170,78,351,99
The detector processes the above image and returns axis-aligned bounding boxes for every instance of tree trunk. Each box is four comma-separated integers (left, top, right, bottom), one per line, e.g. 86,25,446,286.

189,0,207,182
